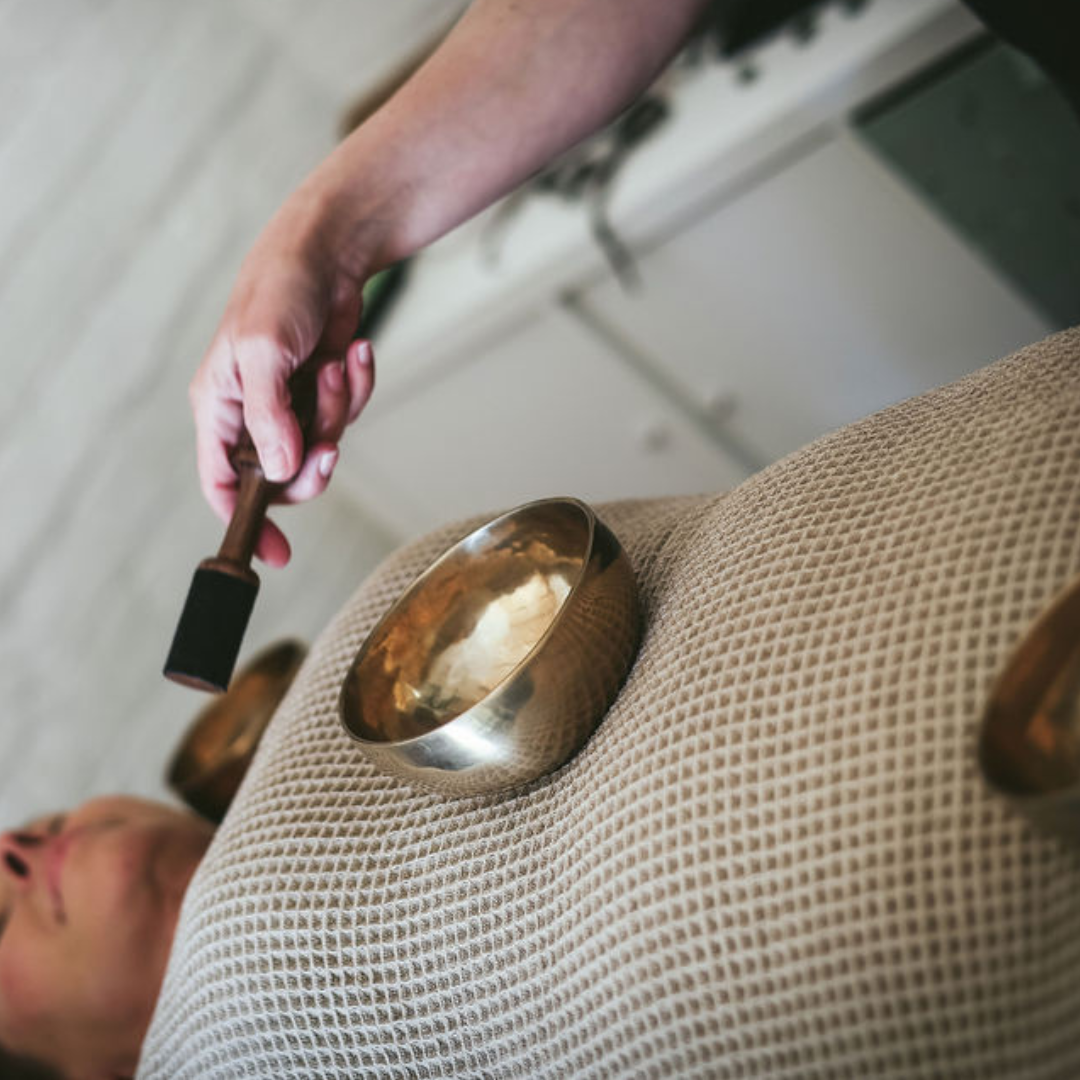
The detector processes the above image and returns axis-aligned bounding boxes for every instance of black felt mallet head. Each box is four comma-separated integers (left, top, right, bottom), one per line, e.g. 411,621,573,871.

163,436,270,693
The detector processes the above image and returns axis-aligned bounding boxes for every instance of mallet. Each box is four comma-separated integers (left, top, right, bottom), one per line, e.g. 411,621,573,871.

164,367,317,693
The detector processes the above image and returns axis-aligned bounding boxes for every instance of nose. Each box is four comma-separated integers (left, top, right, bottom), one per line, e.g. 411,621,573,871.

0,830,43,885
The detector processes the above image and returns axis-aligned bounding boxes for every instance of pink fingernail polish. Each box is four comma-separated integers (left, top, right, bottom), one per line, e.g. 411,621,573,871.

324,361,345,391
265,446,289,481
319,448,338,479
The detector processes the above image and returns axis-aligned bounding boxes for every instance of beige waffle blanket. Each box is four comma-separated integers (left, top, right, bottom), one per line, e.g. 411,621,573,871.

139,330,1080,1078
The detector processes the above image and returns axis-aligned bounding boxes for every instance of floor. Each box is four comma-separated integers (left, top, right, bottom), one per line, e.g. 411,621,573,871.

0,0,451,823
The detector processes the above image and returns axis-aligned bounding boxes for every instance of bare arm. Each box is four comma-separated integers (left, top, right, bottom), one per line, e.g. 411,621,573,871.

330,0,710,267
191,0,709,565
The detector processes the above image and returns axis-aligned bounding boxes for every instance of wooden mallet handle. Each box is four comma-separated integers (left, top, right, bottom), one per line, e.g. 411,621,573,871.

164,367,318,693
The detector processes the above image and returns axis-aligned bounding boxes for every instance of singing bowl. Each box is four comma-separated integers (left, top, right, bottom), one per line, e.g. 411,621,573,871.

339,498,641,796
168,639,307,822
980,573,1080,841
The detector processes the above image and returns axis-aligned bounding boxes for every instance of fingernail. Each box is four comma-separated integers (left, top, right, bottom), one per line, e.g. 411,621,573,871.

356,341,373,366
318,448,338,479
264,446,290,481
324,361,345,392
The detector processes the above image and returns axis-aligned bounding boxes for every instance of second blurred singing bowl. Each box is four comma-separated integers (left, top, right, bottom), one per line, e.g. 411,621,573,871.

168,638,307,822
979,572,1080,842
339,497,641,797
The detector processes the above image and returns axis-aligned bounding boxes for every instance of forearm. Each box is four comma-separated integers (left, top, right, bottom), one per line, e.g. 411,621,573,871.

188,0,708,535
317,0,710,277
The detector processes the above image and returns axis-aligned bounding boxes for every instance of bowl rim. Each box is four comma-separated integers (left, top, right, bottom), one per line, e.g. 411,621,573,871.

338,496,598,749
979,570,1080,802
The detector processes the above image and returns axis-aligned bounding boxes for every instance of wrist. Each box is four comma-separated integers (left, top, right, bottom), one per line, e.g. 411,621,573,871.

310,133,416,289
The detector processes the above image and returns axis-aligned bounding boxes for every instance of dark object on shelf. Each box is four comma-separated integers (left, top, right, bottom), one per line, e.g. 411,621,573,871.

534,97,670,201
358,260,411,341
961,0,1080,115
168,639,307,822
494,94,670,289
858,38,1080,328
701,0,828,58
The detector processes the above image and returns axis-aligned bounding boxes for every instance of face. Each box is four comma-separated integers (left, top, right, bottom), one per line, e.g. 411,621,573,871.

0,796,213,1080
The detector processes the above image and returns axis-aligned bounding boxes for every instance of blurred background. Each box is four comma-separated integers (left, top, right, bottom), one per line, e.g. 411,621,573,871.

0,0,1076,823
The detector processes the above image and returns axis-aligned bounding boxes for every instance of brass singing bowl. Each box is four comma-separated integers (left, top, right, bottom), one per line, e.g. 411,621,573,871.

979,573,1080,840
168,639,307,822
339,498,641,797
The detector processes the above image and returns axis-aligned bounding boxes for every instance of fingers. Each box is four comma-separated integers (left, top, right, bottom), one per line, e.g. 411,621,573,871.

255,516,292,568
190,321,374,568
260,339,374,505
235,335,305,483
211,440,336,568
191,333,302,567
277,440,340,504
310,339,376,447
197,454,296,567
191,344,246,526
345,339,376,424
309,357,350,446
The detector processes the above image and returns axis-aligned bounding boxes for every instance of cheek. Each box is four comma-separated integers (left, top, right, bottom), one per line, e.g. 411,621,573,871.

68,826,151,916
64,828,167,976
0,934,57,1045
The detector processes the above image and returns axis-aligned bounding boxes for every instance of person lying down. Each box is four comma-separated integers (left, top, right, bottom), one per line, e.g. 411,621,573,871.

0,797,213,1080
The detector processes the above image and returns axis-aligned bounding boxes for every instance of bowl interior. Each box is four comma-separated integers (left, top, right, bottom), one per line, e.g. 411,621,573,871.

167,639,306,816
342,500,592,744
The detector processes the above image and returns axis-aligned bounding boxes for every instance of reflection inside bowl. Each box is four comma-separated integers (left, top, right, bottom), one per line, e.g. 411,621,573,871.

414,570,573,720
352,524,589,743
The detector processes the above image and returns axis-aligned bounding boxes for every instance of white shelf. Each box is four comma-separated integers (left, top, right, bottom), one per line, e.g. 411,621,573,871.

370,0,984,401
339,306,748,539
337,0,1048,540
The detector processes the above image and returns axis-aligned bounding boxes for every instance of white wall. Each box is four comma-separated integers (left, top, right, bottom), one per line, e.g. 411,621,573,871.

0,0,450,824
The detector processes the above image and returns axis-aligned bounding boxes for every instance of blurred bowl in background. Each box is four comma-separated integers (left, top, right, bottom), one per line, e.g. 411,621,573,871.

168,639,307,822
980,574,1080,843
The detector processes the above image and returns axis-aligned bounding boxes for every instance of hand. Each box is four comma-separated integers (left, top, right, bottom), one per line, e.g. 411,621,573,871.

188,0,710,569
189,186,376,568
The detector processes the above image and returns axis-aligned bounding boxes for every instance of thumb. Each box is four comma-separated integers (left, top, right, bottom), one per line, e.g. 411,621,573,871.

235,336,305,483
